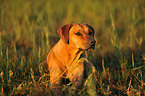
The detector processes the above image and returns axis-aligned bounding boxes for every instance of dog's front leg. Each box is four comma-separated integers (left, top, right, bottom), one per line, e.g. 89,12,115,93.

49,65,63,87
68,62,84,88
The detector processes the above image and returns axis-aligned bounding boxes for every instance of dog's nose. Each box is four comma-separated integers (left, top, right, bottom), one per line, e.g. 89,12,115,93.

90,40,96,46
89,40,96,46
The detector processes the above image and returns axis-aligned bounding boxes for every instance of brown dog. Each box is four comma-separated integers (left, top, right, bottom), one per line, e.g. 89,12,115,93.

46,23,96,89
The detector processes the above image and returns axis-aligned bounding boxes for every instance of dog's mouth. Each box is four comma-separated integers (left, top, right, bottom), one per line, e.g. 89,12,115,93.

79,44,95,51
78,40,96,51
87,45,95,51
89,45,95,50
87,41,96,50
89,41,96,49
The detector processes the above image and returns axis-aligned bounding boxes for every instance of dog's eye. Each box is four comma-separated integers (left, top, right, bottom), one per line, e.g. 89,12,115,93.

75,32,81,35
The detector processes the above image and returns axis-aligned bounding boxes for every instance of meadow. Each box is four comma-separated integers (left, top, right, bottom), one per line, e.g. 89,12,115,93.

0,0,145,95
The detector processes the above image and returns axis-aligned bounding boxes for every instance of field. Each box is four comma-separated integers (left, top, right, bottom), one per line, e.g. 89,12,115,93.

0,0,145,95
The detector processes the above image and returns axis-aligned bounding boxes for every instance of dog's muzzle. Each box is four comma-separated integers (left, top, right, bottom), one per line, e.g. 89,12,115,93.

79,40,96,51
89,40,96,50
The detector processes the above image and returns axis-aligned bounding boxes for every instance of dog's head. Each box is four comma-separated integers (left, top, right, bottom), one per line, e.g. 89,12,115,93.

57,23,96,50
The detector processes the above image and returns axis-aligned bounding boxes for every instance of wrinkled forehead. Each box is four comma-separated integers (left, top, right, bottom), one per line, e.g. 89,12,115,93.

69,23,90,33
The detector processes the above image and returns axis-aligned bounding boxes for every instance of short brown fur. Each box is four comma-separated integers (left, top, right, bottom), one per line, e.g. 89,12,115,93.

46,23,96,89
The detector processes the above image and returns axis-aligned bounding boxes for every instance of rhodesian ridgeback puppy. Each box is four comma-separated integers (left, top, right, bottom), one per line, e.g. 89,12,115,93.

46,23,96,89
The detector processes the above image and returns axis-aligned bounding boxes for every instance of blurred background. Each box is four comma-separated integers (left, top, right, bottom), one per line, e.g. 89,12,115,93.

0,0,145,74
0,0,145,55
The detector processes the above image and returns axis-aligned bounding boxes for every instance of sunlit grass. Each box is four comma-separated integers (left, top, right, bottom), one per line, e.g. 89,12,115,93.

0,0,145,95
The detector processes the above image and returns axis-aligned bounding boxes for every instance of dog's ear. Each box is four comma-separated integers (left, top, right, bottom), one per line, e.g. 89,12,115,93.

86,24,95,36
57,24,73,44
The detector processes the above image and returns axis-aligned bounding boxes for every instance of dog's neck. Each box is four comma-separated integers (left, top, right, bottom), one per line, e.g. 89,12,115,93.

58,39,84,66
53,39,84,66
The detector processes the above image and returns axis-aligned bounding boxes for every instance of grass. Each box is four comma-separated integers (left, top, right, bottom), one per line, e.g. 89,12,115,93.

0,0,145,95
